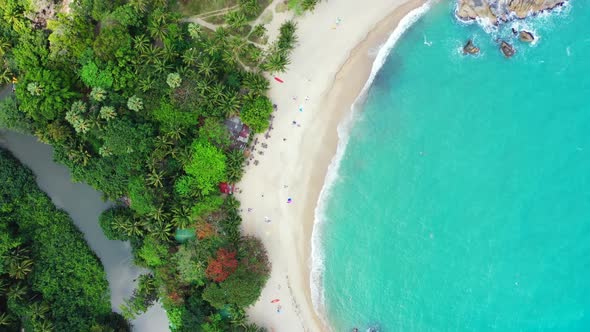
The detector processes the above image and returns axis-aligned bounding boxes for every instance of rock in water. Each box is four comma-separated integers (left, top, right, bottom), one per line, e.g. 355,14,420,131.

500,41,516,57
456,0,568,25
463,39,480,55
519,30,535,42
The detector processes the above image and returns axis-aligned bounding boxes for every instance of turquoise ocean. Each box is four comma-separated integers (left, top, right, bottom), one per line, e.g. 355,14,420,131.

317,1,590,331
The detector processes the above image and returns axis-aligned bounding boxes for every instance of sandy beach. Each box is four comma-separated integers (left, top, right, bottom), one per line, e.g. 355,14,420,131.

236,0,427,330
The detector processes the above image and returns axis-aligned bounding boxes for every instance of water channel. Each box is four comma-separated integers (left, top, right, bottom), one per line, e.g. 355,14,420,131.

0,87,169,331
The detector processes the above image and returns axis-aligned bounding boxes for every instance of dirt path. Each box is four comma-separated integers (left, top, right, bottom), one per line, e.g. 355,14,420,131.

197,5,239,19
180,16,223,31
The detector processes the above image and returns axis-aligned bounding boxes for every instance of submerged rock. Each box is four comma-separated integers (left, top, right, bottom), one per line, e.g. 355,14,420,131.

463,39,480,55
500,41,516,57
519,30,535,42
456,0,568,25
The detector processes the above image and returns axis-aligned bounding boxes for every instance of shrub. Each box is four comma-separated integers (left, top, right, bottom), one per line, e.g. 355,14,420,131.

138,237,168,267
80,61,113,88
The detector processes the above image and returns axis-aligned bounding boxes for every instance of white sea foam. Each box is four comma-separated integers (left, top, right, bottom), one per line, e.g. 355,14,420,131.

309,1,433,328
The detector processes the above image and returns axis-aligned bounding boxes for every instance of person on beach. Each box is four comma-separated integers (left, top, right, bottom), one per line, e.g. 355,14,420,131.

264,216,271,223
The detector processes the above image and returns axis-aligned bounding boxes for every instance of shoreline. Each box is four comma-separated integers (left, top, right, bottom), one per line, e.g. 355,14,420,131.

310,0,432,323
237,0,427,330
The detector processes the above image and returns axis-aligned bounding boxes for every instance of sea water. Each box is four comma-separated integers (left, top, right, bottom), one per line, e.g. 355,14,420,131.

318,1,590,331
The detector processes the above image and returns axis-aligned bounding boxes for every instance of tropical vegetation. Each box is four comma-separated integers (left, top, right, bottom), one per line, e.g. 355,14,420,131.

0,0,301,330
0,148,128,331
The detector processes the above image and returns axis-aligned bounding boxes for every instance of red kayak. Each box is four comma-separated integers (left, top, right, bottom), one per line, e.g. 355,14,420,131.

274,77,284,83
271,299,280,303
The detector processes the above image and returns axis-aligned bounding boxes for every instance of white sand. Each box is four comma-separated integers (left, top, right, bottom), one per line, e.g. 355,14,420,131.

236,0,426,330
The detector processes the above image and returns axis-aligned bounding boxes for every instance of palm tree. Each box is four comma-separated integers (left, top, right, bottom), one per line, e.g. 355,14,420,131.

111,216,129,235
67,145,91,166
228,306,246,326
8,258,33,280
278,20,298,51
209,84,224,103
0,279,8,296
226,150,245,182
243,323,264,332
262,49,290,73
154,134,173,152
151,0,168,7
0,313,12,327
148,205,166,222
74,118,91,134
182,48,200,67
224,195,241,211
7,283,27,302
197,57,216,78
129,0,148,13
241,92,257,105
302,0,319,11
150,221,173,242
241,0,260,18
99,106,117,121
187,23,202,40
171,206,192,228
229,35,247,56
142,44,163,64
8,247,33,280
202,39,220,58
244,44,263,65
225,11,247,31
0,38,11,56
177,65,190,77
214,27,229,44
148,18,169,42
133,34,151,55
242,72,269,96
162,42,176,62
218,93,240,117
120,218,145,238
29,301,50,322
2,6,24,29
221,48,238,68
196,79,211,96
146,169,165,188
139,76,155,93
165,127,184,141
0,67,11,85
34,319,54,332
153,58,173,74
250,24,267,40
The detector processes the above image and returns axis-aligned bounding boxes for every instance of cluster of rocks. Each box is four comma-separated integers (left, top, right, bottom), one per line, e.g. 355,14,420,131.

25,0,57,30
462,29,534,58
457,0,566,58
456,0,568,25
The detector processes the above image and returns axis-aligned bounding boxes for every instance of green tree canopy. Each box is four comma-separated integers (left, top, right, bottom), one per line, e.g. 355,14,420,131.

240,95,273,133
177,141,227,196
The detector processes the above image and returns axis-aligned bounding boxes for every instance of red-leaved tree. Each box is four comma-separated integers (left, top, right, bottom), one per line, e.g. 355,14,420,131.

206,248,238,282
